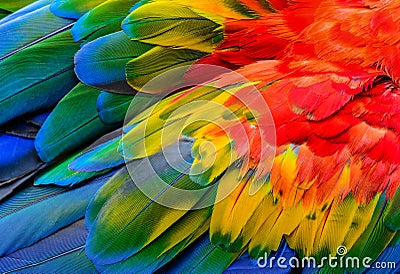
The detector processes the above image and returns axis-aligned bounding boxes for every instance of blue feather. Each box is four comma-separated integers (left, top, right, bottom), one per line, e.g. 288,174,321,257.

0,134,42,182
74,31,152,94
0,0,51,26
161,234,242,274
226,241,296,273
0,171,114,256
26,111,50,127
0,5,74,61
0,219,96,273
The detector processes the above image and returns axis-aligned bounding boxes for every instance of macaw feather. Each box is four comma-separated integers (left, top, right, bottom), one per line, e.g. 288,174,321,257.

35,83,116,162
69,134,124,173
125,46,206,91
85,140,214,266
98,91,164,125
71,0,140,42
0,0,38,12
98,207,211,273
384,187,400,231
122,2,224,52
74,31,153,94
0,219,97,273
34,149,110,187
0,30,79,126
50,0,105,19
210,167,271,251
0,0,51,25
0,134,42,183
161,234,242,274
0,172,112,257
0,5,74,61
2,119,39,139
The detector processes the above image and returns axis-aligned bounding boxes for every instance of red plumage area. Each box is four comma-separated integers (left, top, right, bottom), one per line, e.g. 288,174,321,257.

201,0,400,205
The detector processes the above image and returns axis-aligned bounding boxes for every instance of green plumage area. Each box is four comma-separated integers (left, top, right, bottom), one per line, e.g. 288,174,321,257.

50,0,105,19
0,0,399,273
71,0,141,43
0,5,74,60
126,46,206,91
34,149,110,187
122,2,224,52
0,0,38,12
35,83,116,162
384,187,400,231
0,30,80,126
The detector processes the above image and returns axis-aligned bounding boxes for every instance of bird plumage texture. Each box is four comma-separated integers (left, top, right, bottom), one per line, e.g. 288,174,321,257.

0,0,399,273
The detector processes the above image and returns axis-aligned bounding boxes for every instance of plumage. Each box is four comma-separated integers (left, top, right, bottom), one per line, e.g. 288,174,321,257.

0,0,399,273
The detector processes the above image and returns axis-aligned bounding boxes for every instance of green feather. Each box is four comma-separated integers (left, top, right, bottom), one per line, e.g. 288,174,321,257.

0,5,74,60
99,207,211,273
85,141,214,266
163,234,242,274
35,83,116,162
0,0,38,12
122,2,223,52
71,0,140,42
97,92,133,125
97,91,162,125
34,149,110,187
339,194,397,273
126,46,206,90
384,187,400,231
0,30,80,125
50,0,106,19
69,132,124,173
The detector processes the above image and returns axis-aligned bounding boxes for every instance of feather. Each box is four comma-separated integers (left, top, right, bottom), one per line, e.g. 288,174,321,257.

25,111,50,127
0,0,51,25
125,46,206,91
97,92,133,125
85,140,214,266
34,149,110,187
50,0,105,19
0,171,113,256
122,2,223,52
0,0,38,12
0,30,80,126
74,31,153,94
0,134,42,183
97,91,163,125
0,5,74,60
0,168,43,202
2,120,39,139
366,233,400,273
161,234,242,274
69,135,124,173
226,242,296,273
384,187,400,231
35,83,116,162
98,207,211,273
71,0,140,42
0,219,96,274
